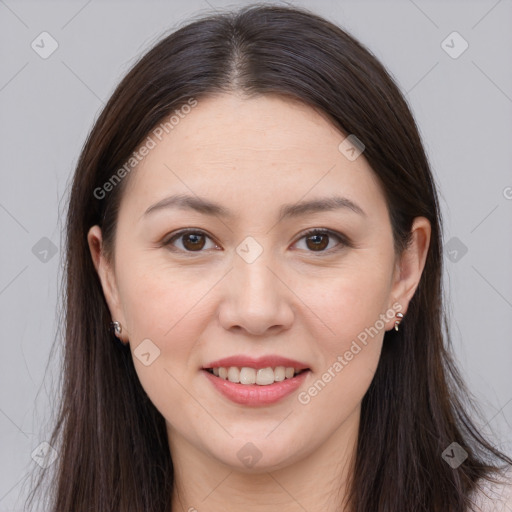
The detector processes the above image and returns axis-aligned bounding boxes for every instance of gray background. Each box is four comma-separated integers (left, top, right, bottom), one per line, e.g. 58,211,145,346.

1,0,511,509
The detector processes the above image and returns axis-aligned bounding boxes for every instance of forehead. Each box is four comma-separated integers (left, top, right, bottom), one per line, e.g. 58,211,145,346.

150,93,350,163
120,93,387,222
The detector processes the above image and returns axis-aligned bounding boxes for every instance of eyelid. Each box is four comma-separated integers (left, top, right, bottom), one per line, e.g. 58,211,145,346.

162,228,220,252
294,228,350,252
162,227,350,254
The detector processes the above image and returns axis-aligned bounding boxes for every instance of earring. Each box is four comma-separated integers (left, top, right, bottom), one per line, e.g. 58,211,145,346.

111,321,122,336
110,321,128,346
394,312,404,331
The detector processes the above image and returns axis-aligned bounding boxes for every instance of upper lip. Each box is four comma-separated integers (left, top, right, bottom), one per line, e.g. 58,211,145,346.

204,355,310,371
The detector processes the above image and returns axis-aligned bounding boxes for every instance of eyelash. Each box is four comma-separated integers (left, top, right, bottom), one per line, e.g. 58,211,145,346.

162,228,350,255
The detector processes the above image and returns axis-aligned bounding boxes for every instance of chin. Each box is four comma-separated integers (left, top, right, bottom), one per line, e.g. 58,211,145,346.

205,434,306,474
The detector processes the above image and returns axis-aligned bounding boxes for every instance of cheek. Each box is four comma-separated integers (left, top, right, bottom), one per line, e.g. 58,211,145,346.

117,262,211,419
296,256,393,349
292,255,392,414
295,268,387,416
116,251,207,341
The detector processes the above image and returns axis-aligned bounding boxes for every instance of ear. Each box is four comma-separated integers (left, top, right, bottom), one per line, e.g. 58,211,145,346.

87,225,128,342
388,216,431,321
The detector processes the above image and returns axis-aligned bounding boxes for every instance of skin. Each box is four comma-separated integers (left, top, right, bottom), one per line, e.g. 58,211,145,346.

88,92,430,512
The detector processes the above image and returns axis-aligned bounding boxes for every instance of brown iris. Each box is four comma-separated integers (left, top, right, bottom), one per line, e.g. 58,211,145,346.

305,233,329,251
181,233,206,251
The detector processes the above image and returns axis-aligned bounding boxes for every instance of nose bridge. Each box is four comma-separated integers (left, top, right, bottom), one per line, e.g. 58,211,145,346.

218,235,294,334
234,236,281,308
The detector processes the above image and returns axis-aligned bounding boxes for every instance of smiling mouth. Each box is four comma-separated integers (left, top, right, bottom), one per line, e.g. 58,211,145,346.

204,366,310,386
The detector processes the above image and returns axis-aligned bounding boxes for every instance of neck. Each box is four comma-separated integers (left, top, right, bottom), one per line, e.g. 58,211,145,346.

168,406,360,512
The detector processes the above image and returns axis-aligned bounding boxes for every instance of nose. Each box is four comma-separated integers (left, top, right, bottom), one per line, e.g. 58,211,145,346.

217,248,295,337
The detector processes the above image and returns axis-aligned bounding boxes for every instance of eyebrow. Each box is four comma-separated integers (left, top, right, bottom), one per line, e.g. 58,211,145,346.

142,193,366,221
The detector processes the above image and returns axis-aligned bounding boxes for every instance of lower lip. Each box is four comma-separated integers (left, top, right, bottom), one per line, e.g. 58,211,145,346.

202,369,310,406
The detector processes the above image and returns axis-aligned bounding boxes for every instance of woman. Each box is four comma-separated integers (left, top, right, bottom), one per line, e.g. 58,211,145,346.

25,4,512,511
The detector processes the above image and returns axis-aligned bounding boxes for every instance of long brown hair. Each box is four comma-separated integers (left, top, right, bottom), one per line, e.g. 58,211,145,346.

24,4,511,511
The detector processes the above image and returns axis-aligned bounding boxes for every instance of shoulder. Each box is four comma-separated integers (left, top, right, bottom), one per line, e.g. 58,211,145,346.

467,466,512,512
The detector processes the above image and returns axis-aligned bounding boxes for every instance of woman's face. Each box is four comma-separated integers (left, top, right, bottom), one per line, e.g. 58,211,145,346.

88,93,429,473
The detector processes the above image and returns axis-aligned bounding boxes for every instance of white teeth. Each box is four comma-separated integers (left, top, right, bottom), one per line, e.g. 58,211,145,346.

239,367,256,385
209,366,305,385
256,367,275,385
227,366,240,383
274,366,286,382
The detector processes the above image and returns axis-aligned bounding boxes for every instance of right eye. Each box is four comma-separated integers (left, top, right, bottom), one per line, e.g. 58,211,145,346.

163,229,220,253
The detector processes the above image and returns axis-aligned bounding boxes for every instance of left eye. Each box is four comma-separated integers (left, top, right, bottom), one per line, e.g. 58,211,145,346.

163,228,347,254
294,229,346,253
